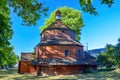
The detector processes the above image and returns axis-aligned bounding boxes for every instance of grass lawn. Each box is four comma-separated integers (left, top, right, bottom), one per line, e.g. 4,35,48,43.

0,68,120,80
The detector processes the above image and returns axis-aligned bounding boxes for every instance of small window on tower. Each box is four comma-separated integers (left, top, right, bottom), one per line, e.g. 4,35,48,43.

65,50,69,56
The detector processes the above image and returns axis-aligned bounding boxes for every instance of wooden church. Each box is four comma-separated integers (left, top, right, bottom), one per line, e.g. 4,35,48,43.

18,10,98,76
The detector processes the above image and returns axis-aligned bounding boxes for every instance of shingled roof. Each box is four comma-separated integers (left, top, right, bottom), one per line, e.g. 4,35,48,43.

21,53,34,61
31,52,98,66
77,52,98,65
31,57,97,66
38,39,83,46
41,20,72,34
31,58,76,65
38,20,83,46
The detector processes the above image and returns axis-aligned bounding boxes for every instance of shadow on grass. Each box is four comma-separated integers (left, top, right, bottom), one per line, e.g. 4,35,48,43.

0,68,17,75
97,68,116,72
9,75,52,80
0,75,6,78
74,69,120,80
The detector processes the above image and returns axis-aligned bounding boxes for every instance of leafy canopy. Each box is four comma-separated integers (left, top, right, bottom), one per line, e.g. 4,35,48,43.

0,46,19,66
0,0,48,48
79,0,114,15
114,38,120,67
40,7,84,40
8,0,48,26
97,44,116,69
0,0,47,66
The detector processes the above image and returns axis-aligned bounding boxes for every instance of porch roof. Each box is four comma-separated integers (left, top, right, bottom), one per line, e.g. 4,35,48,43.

31,57,98,66
35,39,83,47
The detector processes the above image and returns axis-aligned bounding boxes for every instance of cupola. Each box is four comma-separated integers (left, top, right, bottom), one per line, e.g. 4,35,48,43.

56,10,61,20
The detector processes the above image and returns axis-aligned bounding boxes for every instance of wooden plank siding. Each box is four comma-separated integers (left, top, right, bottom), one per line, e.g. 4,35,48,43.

35,45,83,59
37,65,85,76
18,61,36,74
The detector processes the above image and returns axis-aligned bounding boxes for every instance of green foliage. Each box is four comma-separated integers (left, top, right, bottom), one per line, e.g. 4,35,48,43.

0,1,13,66
101,0,114,7
0,0,12,47
0,46,19,66
8,0,48,26
0,0,48,48
84,67,95,73
79,0,114,15
106,44,116,69
0,0,47,67
114,38,120,67
79,0,98,15
40,7,84,40
97,52,106,66
97,39,120,69
97,44,116,69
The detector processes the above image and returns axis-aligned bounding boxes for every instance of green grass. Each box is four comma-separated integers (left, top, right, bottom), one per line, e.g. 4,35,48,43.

0,68,120,80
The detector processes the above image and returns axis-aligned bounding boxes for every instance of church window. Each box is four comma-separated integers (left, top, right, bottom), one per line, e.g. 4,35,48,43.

65,50,69,56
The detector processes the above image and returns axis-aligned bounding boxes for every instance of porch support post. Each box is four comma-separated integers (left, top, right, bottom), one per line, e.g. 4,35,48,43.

35,65,39,76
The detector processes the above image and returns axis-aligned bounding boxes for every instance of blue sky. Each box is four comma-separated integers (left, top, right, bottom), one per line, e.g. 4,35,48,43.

10,0,120,56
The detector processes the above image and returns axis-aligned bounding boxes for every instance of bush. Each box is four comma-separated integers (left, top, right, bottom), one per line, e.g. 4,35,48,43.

84,67,95,73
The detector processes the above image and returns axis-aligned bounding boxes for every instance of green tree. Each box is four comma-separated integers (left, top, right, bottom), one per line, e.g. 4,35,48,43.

97,44,116,69
97,52,107,67
114,38,120,68
0,0,48,50
0,0,47,66
0,46,19,68
40,7,84,40
105,44,116,69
